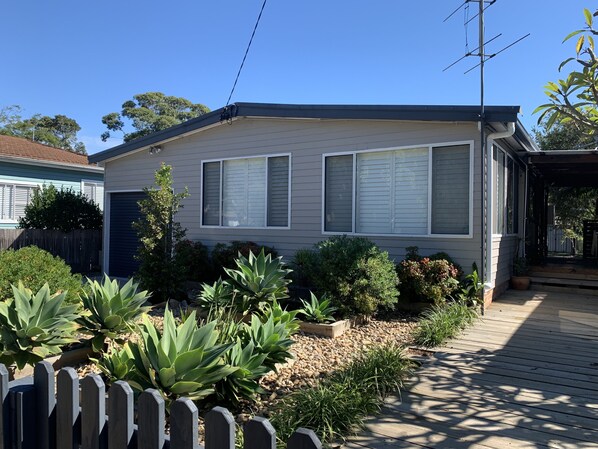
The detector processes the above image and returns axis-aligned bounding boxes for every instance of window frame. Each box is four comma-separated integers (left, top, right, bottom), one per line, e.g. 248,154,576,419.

200,153,292,230
0,180,39,223
81,180,105,210
492,143,522,237
321,140,474,239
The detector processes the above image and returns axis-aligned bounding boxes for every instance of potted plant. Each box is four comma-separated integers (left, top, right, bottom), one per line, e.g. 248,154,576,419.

511,256,531,290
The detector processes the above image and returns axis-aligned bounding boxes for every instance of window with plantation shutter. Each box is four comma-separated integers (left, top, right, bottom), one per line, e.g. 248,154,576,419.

82,181,104,210
324,142,472,236
202,155,290,228
0,183,36,222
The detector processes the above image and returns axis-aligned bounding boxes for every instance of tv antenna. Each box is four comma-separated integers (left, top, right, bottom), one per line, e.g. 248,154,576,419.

443,0,529,285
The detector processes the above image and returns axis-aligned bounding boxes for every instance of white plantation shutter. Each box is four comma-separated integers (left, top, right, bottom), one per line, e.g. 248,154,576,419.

223,158,266,227
0,184,13,220
356,152,392,233
14,185,33,220
393,148,429,234
84,183,95,199
82,182,105,210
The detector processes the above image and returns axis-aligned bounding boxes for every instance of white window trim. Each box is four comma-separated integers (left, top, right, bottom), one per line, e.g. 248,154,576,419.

321,140,475,239
492,143,523,238
81,179,104,205
0,179,40,223
200,153,292,230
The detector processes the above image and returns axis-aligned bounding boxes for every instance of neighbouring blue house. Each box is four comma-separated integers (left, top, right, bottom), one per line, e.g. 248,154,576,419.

0,134,104,228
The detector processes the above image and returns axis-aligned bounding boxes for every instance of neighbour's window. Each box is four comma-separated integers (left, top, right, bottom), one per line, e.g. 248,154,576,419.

324,143,471,236
82,181,104,211
493,146,520,235
202,155,290,228
0,183,36,222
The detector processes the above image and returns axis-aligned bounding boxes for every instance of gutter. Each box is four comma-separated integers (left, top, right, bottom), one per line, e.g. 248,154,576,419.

485,122,516,289
0,155,103,173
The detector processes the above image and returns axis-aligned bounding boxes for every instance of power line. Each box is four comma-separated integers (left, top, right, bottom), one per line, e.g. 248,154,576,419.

225,0,268,106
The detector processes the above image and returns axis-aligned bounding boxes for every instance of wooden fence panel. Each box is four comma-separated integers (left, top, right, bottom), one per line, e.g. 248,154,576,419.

205,407,235,449
0,229,101,273
56,368,80,449
2,363,323,449
108,382,134,449
34,362,55,449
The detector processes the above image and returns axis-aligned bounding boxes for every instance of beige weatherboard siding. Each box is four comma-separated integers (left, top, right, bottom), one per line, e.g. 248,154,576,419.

103,117,483,268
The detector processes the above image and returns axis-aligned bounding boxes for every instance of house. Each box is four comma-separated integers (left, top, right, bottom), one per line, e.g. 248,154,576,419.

89,103,539,304
0,135,104,228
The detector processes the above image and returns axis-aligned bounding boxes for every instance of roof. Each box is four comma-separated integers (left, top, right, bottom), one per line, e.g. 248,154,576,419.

0,134,99,169
526,150,598,187
89,102,534,163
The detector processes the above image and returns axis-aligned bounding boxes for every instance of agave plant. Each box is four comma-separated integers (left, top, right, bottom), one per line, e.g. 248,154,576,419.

0,282,80,370
195,279,235,313
298,292,337,323
242,314,294,371
224,249,292,314
260,299,300,334
215,340,269,405
77,276,151,352
126,307,237,406
93,343,137,383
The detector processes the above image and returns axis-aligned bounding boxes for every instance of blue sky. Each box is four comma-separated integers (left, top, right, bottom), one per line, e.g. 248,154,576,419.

1,0,589,154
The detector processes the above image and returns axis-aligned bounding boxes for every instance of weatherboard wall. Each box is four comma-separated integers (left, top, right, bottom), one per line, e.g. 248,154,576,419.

103,117,486,271
0,161,104,229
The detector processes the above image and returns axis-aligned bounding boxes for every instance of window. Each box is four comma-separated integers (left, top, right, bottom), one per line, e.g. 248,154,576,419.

82,181,104,210
202,155,290,228
0,183,36,222
324,143,471,236
493,146,520,235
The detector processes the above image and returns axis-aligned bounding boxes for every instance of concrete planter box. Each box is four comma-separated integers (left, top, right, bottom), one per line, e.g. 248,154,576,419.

10,345,94,380
299,319,352,338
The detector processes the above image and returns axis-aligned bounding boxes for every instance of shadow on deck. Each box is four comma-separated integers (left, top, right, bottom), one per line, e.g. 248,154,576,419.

346,290,598,448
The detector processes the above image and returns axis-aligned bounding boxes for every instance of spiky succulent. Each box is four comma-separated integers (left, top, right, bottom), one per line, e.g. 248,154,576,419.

299,292,337,323
0,282,80,369
77,276,151,352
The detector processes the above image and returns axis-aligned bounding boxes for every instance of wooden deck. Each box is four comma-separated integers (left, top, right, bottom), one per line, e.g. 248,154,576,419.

345,290,598,448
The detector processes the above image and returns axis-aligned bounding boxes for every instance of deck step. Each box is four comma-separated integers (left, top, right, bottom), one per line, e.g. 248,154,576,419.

529,271,598,282
529,283,598,296
529,276,598,288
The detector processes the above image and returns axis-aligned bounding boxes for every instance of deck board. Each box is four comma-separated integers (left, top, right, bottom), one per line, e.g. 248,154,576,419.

346,289,598,449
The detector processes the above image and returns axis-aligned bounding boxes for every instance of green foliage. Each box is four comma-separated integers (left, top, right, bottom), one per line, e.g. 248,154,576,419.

298,236,399,317
0,283,80,369
0,105,86,153
18,184,102,232
77,276,151,352
123,308,236,407
397,247,460,306
212,241,278,278
195,279,235,313
101,92,210,142
224,250,291,314
259,299,300,334
174,239,211,282
453,266,484,307
535,8,598,141
0,246,83,304
512,256,529,276
94,344,137,383
298,292,337,323
412,302,478,348
271,344,413,446
243,314,295,372
133,163,189,303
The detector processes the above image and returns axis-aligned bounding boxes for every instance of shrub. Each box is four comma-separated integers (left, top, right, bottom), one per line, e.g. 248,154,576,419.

133,163,189,303
0,283,80,369
299,236,399,317
211,241,278,277
397,247,460,305
77,276,151,352
270,343,414,446
0,246,83,304
429,252,464,278
18,184,102,232
412,302,478,348
175,239,211,282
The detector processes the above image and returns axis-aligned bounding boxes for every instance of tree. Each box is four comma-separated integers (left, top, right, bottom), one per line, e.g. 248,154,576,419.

0,105,86,154
18,185,102,232
133,163,189,303
101,92,210,143
535,8,598,142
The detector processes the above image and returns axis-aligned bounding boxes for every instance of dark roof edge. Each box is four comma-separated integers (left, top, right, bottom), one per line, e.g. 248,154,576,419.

89,102,522,163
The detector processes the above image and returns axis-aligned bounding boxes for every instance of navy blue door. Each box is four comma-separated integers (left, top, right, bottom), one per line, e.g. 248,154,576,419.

109,192,145,277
